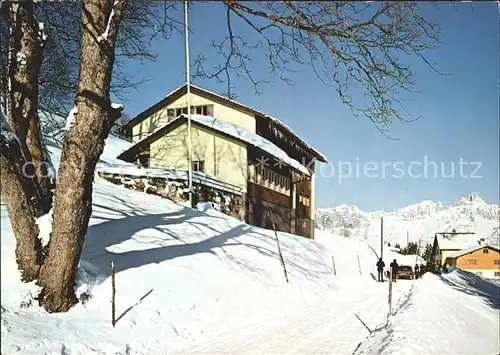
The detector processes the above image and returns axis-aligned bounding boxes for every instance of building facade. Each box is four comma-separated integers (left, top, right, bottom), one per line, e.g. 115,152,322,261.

445,245,500,279
431,234,476,268
119,84,328,238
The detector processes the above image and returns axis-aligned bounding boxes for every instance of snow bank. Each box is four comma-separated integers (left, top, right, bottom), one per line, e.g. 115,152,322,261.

354,270,500,355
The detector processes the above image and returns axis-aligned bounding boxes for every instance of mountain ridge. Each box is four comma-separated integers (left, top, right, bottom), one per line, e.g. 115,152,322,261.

315,193,500,248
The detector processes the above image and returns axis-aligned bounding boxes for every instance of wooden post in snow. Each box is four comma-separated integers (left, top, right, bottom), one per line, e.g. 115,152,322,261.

270,211,288,283
111,261,116,328
332,255,337,276
354,313,372,334
388,266,393,319
357,254,362,276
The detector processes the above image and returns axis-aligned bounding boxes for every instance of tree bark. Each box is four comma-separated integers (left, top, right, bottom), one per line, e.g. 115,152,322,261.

37,0,126,313
0,126,42,281
9,2,53,216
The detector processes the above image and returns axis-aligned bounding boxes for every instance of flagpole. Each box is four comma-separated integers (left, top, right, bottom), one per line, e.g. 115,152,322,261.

184,0,193,207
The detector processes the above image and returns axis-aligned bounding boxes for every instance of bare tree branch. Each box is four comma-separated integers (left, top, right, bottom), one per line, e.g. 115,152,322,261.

192,1,448,135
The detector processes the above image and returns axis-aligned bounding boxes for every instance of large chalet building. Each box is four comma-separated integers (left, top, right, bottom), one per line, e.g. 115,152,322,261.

118,84,328,238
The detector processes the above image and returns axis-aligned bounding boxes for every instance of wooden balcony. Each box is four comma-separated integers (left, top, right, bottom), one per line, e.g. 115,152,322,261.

295,179,311,196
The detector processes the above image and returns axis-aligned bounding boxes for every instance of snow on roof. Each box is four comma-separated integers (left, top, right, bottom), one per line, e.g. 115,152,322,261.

446,244,500,259
124,83,328,163
436,234,476,250
131,114,311,176
184,114,311,175
188,84,328,163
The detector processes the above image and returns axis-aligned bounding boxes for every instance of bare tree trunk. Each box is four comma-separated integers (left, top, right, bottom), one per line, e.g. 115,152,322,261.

37,0,126,313
0,125,42,281
0,3,46,281
8,2,53,216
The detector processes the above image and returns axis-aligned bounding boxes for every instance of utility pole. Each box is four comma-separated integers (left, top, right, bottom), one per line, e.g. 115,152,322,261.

407,230,409,248
184,0,193,207
380,216,384,260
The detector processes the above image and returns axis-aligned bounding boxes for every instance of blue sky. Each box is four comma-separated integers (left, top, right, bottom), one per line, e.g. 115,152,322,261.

119,2,499,212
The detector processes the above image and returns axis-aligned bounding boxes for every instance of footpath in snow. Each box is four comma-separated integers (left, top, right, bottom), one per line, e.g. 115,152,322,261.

179,279,413,354
354,270,500,355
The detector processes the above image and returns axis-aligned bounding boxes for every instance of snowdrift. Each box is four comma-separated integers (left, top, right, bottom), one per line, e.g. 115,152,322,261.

354,269,500,355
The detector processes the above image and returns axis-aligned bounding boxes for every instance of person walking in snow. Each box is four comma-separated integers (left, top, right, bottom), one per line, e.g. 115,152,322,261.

414,264,420,279
376,258,385,282
389,259,399,282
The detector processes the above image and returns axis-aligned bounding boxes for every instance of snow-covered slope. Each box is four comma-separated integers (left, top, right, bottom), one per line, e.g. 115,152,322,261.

354,269,500,355
316,194,500,249
0,140,411,354
1,119,499,354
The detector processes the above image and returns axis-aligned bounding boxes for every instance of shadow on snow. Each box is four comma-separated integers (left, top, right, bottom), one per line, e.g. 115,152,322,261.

78,192,332,286
440,271,500,310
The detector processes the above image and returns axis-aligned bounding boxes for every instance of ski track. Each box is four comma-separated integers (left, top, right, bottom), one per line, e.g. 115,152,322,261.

177,281,413,354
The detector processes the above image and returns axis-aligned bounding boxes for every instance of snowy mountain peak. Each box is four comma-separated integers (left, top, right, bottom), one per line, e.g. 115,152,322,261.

394,200,446,219
454,192,487,206
316,194,500,247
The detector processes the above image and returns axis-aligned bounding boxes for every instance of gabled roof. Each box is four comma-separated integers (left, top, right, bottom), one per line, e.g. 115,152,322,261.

122,83,328,163
117,114,311,176
446,245,500,259
435,234,476,251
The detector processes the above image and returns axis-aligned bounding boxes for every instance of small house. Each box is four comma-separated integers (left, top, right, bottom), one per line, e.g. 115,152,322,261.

431,234,475,268
444,245,500,279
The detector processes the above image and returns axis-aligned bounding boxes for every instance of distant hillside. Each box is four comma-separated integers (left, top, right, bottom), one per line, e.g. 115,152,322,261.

316,193,500,249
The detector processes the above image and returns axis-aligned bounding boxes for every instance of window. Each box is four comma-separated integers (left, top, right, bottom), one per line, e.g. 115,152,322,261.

494,260,500,265
169,105,212,119
298,194,310,207
467,259,477,265
192,160,204,172
167,109,175,121
483,248,489,254
495,271,500,277
194,106,209,115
